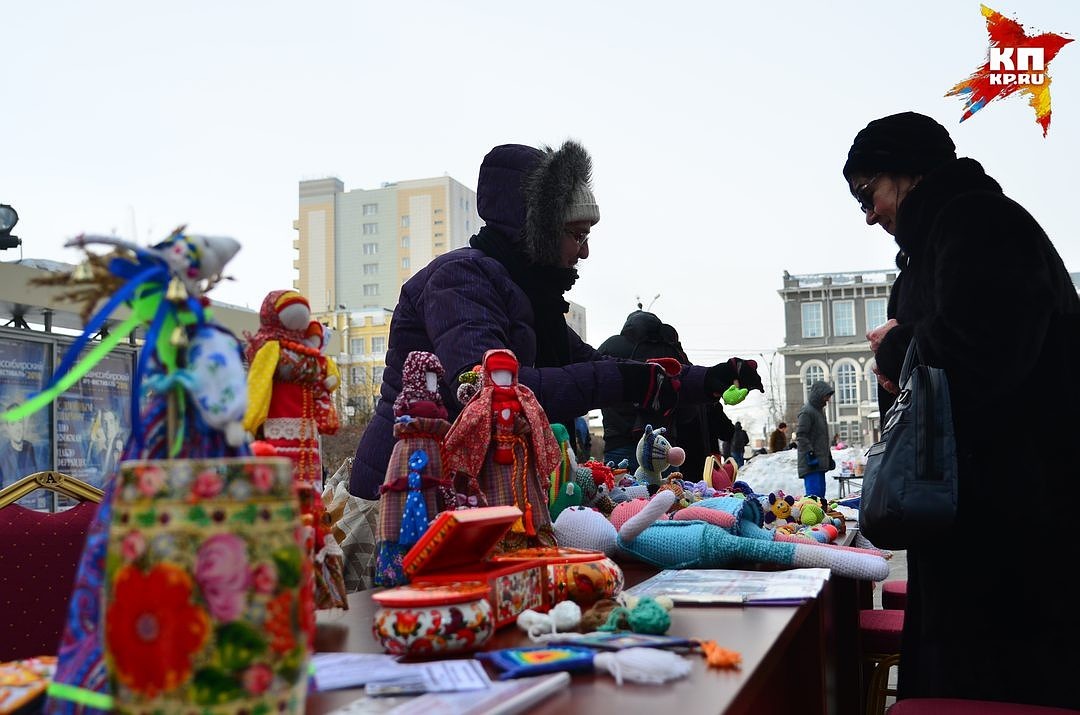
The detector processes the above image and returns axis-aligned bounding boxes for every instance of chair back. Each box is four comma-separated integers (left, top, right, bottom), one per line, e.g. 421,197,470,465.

0,472,102,661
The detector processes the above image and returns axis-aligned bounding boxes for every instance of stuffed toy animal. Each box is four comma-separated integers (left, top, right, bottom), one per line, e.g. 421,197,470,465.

763,491,796,528
549,424,583,521
554,491,890,581
443,349,562,551
243,289,348,609
633,424,686,486
375,350,454,586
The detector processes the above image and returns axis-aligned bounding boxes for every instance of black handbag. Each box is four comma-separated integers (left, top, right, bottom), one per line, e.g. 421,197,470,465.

860,338,958,550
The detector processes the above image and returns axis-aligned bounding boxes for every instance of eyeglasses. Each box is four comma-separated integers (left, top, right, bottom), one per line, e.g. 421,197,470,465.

564,227,590,248
852,173,883,214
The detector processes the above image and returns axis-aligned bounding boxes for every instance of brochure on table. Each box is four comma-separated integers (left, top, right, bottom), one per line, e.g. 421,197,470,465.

625,567,830,605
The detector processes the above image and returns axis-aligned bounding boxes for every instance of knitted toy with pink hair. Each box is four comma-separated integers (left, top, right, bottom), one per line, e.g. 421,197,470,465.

554,490,890,581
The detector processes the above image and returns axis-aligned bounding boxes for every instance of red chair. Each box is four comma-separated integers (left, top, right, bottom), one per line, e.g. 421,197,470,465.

889,699,1079,714
0,472,102,661
882,579,907,610
861,608,904,715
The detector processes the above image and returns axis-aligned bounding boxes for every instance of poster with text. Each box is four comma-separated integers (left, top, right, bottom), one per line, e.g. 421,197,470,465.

0,336,53,510
55,351,134,492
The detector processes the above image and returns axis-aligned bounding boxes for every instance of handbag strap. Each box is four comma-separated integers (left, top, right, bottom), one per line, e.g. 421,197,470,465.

898,338,920,383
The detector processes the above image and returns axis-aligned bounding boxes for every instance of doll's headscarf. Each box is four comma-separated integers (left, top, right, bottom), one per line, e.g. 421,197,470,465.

244,289,309,362
444,349,561,477
394,350,448,419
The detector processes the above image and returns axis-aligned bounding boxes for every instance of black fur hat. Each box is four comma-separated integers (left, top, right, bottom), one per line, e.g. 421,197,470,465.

521,140,600,266
843,112,956,180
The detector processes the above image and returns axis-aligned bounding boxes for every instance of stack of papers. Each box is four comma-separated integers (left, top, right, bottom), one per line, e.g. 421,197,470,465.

624,568,830,605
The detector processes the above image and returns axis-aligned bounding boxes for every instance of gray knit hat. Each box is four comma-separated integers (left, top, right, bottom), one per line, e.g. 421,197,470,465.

522,140,600,265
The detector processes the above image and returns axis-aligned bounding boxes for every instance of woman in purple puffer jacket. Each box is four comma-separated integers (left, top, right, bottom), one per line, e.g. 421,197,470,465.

350,139,762,500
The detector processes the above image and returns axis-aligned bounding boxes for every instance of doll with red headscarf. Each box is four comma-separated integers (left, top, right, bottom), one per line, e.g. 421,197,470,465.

304,319,341,436
444,349,562,551
244,290,348,610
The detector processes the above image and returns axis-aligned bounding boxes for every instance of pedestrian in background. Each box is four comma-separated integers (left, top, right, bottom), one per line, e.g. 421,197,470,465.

796,381,834,498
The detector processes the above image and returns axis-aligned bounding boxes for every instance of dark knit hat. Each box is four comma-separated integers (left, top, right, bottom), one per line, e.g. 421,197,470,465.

842,112,957,180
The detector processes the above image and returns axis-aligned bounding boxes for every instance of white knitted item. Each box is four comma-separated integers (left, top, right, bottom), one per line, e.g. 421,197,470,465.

791,542,890,581
553,506,618,556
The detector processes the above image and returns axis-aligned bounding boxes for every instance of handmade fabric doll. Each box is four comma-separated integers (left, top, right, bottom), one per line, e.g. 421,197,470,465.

304,319,341,436
31,229,286,714
244,290,348,610
375,350,453,586
443,349,561,551
548,423,582,521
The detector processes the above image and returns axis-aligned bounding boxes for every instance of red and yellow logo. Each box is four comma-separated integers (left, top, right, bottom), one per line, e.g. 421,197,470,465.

945,5,1072,136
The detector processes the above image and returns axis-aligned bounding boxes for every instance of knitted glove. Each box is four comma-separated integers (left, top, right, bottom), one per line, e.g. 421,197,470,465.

616,361,678,417
705,358,764,398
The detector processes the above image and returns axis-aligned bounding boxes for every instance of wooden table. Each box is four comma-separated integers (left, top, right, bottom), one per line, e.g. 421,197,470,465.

309,562,841,715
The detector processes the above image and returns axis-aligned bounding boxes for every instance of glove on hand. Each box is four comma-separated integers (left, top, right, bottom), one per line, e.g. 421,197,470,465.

705,357,765,397
617,361,678,417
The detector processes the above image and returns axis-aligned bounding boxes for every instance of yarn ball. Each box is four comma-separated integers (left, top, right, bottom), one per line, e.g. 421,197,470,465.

580,599,620,632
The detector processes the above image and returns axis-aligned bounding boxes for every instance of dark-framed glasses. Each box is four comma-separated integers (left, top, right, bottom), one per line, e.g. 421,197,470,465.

564,227,590,248
853,173,883,214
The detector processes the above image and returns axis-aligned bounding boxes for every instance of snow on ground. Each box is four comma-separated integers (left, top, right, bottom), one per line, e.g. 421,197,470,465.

734,447,863,501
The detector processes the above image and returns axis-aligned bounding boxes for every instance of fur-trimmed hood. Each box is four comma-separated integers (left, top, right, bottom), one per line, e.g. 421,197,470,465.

522,140,597,266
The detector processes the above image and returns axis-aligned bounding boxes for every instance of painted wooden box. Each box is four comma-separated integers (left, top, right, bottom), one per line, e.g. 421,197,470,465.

490,546,624,608
402,506,547,628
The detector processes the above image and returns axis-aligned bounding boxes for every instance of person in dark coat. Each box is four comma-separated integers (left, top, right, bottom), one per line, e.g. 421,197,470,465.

728,421,749,467
844,111,1080,709
350,140,763,500
597,310,734,476
767,422,788,453
795,381,834,498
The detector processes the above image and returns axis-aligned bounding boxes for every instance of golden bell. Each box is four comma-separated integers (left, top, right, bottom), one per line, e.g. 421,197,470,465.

166,278,189,303
170,325,189,348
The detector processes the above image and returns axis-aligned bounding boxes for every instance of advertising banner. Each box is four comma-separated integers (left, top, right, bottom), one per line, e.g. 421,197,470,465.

0,336,52,509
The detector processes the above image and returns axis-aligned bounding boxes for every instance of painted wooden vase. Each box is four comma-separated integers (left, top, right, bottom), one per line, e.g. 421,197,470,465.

371,582,494,657
104,457,310,714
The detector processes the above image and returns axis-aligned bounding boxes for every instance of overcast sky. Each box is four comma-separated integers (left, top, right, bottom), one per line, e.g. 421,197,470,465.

4,1,1077,426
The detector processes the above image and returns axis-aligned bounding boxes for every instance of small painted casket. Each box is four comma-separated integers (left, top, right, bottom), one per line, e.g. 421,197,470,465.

403,506,547,628
371,581,493,656
490,546,623,608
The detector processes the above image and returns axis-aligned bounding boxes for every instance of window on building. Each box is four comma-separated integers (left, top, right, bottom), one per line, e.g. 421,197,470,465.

833,300,855,337
434,220,444,225
866,362,878,402
363,284,378,296
363,242,378,255
465,220,470,233
434,208,443,214
865,298,887,332
371,336,386,353
836,362,858,405
838,420,857,443
801,302,823,338
351,366,366,383
362,203,378,216
363,263,378,275
401,236,410,248
434,232,444,238
350,337,365,355
372,366,385,383
363,223,378,235
465,199,469,211
803,363,825,399
401,257,410,270
401,215,410,228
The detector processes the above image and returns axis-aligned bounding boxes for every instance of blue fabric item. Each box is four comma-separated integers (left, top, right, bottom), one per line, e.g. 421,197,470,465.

604,445,637,473
695,496,763,533
619,520,797,570
804,470,826,498
398,450,429,546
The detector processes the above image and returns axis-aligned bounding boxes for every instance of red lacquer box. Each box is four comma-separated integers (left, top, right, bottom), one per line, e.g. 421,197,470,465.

491,546,624,608
403,506,547,628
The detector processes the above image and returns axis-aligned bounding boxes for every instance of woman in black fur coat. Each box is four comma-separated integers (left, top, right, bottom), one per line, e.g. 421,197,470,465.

843,111,1080,709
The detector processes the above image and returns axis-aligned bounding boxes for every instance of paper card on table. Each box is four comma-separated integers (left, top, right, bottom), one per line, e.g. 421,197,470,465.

312,653,413,691
624,568,830,605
